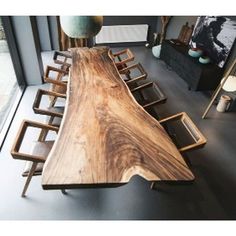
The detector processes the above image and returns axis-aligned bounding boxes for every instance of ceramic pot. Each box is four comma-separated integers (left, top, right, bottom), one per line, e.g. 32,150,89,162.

199,56,211,64
188,48,203,58
216,95,231,112
152,45,162,58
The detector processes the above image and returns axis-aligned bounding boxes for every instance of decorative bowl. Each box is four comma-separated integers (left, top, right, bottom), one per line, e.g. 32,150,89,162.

188,48,203,58
199,56,211,64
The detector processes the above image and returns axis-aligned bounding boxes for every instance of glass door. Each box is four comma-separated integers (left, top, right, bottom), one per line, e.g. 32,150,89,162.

0,16,25,148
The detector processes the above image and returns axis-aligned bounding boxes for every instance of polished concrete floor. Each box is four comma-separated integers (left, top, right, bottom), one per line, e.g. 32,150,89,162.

0,46,236,220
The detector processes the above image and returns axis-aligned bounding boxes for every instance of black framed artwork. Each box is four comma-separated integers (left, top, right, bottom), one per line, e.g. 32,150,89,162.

189,16,236,68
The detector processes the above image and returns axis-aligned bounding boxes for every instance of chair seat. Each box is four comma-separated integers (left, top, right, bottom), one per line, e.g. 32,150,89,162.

131,81,167,108
22,141,54,177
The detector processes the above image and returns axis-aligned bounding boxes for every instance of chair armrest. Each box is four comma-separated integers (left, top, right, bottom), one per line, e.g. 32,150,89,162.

112,49,135,67
130,81,153,93
112,48,130,57
53,50,72,60
159,112,207,153
119,63,146,75
45,65,68,75
11,120,58,162
142,99,166,108
44,65,68,84
45,77,67,87
53,51,72,68
33,89,66,117
44,65,68,87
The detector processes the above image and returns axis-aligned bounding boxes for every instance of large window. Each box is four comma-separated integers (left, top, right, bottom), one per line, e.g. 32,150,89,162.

0,17,25,148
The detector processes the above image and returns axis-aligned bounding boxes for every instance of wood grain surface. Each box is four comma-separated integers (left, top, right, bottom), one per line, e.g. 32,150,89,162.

42,47,194,189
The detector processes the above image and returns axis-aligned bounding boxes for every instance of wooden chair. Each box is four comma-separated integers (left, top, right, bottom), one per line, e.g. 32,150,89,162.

130,81,167,109
119,63,148,85
44,65,68,87
159,112,207,153
151,112,207,189
33,89,66,127
53,51,72,71
11,120,59,197
44,65,68,105
111,48,135,71
119,63,166,111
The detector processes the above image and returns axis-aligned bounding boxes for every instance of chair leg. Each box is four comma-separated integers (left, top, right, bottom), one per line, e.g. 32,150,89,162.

49,96,57,108
38,116,54,142
38,129,48,142
61,189,67,194
21,162,38,197
150,182,164,191
150,182,156,189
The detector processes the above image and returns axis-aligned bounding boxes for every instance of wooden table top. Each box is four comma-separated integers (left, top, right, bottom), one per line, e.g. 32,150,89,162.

42,47,194,189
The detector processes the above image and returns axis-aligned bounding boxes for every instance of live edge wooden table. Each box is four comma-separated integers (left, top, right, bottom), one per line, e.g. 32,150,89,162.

42,47,194,190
